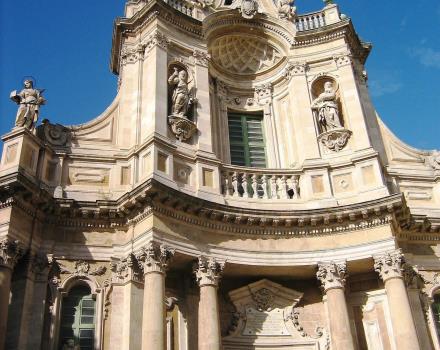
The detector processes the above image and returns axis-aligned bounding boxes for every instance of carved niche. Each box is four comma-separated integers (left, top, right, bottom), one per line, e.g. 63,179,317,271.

311,77,352,152
223,279,327,349
167,63,197,142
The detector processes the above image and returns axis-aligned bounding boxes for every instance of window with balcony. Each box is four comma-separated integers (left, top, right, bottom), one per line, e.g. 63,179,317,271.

228,113,267,168
59,285,96,350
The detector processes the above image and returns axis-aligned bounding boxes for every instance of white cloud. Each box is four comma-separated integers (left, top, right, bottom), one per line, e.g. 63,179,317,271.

369,79,402,98
410,47,440,69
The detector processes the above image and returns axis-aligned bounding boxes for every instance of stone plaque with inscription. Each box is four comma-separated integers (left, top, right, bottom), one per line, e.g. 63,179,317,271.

242,307,290,336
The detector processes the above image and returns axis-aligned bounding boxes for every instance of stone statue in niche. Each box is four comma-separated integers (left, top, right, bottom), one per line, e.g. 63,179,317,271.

278,0,296,20
10,79,46,131
168,67,193,118
311,81,342,132
167,66,197,142
311,80,352,152
231,0,259,19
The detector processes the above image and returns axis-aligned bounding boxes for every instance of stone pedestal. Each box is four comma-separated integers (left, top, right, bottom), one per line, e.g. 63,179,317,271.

317,262,356,350
136,243,174,350
374,250,421,350
194,256,224,350
0,239,24,350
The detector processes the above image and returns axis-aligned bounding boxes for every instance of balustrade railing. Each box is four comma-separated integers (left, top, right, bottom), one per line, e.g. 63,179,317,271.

163,0,195,18
221,166,300,200
296,11,326,32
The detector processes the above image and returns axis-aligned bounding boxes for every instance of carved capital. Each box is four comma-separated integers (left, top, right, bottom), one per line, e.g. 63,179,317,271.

194,256,225,287
136,242,175,275
193,50,211,67
403,264,426,289
283,62,308,80
30,251,51,282
121,43,145,66
426,151,440,170
0,239,25,270
111,253,142,284
144,31,169,53
255,83,273,103
334,54,353,68
374,249,404,282
316,262,347,292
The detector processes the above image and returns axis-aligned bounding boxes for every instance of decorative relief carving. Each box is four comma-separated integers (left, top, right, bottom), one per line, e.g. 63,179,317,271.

38,119,71,147
193,50,211,67
283,62,308,80
426,151,440,170
316,262,347,292
59,260,107,277
194,256,225,287
210,36,282,75
286,307,324,339
252,288,275,311
0,238,25,269
318,129,352,152
136,242,175,275
374,249,404,282
255,83,273,103
121,44,145,66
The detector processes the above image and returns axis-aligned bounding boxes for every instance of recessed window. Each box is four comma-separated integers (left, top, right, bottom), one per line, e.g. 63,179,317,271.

228,113,267,168
59,285,96,350
432,294,440,339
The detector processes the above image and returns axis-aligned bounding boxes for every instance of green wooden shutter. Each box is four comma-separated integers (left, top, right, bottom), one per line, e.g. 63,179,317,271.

228,113,267,168
60,286,96,350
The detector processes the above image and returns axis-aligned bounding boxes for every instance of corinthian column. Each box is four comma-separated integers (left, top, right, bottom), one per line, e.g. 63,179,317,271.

194,256,225,350
374,250,421,350
136,243,174,350
317,262,356,350
0,239,24,350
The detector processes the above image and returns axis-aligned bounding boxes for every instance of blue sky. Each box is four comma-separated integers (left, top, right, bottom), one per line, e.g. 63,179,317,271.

1,0,439,150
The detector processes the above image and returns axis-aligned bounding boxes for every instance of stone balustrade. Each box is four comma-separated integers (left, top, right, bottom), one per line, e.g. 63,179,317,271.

296,11,326,31
221,166,300,200
163,0,195,18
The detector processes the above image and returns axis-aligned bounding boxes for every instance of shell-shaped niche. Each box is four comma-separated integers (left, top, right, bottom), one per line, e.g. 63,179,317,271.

210,35,282,75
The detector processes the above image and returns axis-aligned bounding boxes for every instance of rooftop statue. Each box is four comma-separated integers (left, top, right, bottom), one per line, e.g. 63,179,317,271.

168,68,192,118
311,81,342,133
278,0,296,20
10,79,46,131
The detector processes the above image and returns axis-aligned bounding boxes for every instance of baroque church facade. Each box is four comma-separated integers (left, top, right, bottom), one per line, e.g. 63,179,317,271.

1,0,440,349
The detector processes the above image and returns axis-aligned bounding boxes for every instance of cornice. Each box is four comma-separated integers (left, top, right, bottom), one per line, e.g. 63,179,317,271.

111,0,202,74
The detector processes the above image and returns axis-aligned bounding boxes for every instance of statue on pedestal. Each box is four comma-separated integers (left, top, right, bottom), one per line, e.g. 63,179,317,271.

10,79,46,131
311,81,342,132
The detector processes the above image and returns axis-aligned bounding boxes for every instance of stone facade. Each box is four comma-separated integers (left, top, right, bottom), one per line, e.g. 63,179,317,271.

1,1,440,350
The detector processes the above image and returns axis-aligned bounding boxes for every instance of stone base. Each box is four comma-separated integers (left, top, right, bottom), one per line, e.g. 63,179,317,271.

318,128,352,152
168,115,197,142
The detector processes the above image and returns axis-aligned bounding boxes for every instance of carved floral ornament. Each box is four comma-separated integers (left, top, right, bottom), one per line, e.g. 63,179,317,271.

59,260,107,277
136,242,175,275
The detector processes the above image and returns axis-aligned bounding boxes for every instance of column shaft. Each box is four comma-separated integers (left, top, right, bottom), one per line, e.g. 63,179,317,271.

326,288,356,350
0,266,12,350
384,277,420,350
198,285,221,350
142,272,165,350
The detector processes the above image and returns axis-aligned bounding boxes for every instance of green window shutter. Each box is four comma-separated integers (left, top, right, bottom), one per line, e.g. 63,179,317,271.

59,285,96,350
228,113,267,168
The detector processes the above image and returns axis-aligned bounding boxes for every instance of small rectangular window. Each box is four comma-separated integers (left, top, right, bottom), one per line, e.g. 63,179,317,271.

228,113,267,168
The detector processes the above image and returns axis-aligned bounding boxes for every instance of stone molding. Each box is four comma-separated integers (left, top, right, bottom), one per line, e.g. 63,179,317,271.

316,261,347,292
0,238,25,270
194,256,225,287
374,249,404,282
136,242,175,275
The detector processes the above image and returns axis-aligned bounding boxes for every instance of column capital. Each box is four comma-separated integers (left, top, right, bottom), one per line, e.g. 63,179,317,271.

316,261,347,292
374,249,404,282
29,251,51,282
0,238,25,270
136,242,175,275
194,256,225,288
111,253,143,284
